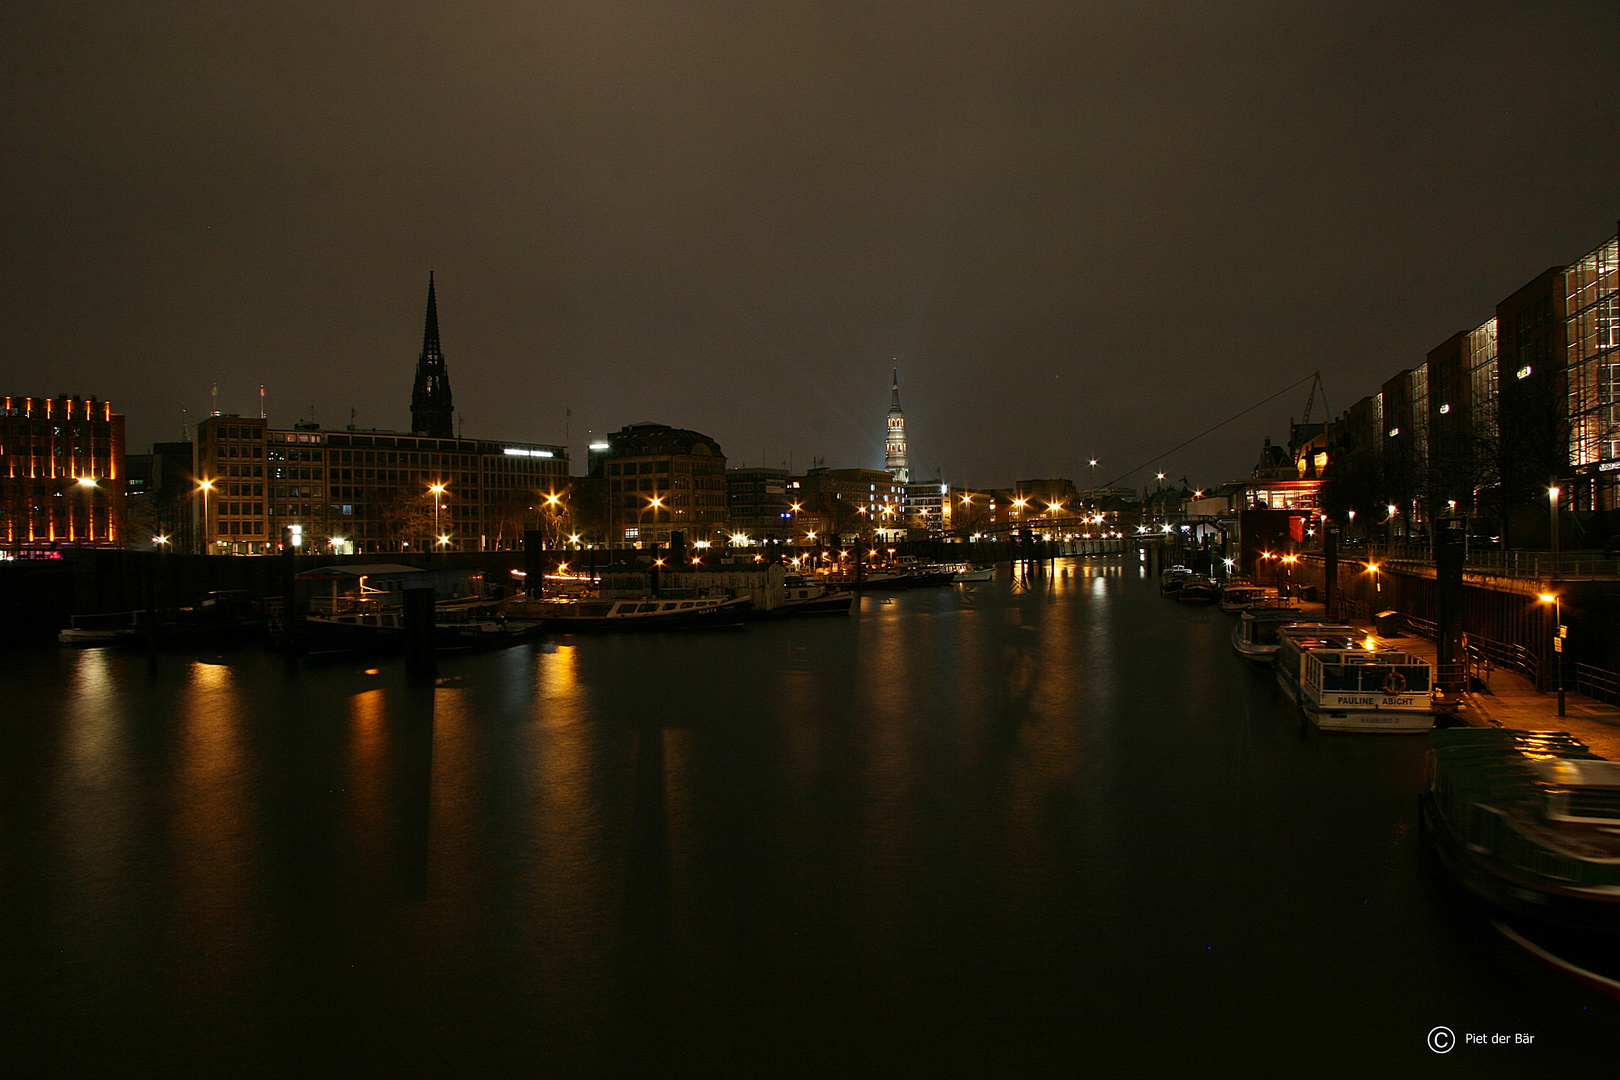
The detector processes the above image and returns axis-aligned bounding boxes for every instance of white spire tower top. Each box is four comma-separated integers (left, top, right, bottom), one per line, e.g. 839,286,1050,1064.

885,366,909,484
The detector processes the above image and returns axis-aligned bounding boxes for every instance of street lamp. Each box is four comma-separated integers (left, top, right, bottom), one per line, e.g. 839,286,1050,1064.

197,478,215,555
429,482,446,547
1549,484,1561,574
1539,592,1566,717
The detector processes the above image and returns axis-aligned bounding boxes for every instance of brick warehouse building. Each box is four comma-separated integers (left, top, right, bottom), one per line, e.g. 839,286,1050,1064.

1,395,126,555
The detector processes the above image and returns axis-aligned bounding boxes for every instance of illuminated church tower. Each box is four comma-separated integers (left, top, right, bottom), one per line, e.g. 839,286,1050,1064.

885,368,909,484
410,272,455,439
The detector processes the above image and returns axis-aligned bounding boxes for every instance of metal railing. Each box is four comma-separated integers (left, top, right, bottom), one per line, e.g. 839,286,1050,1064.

1354,544,1620,580
1576,663,1620,706
1395,612,1539,685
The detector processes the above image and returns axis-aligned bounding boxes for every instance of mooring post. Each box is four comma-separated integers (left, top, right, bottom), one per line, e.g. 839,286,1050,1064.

403,586,436,675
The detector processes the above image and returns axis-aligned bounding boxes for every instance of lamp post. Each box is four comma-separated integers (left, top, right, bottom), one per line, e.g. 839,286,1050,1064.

1088,458,1098,512
1549,483,1561,576
429,483,446,549
197,478,215,555
1540,591,1565,717
643,494,664,546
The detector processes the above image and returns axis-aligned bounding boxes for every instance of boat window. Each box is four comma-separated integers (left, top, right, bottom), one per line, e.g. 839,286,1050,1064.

637,603,661,613
660,603,676,612
679,602,694,609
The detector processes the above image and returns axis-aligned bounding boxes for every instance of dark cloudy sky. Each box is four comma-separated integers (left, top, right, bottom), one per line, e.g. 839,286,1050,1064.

5,2,1619,489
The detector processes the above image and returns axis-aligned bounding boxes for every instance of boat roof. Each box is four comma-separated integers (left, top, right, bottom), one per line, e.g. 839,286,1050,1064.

1530,759,1620,789
1275,624,1360,649
1306,649,1429,667
1241,610,1320,627
297,563,426,579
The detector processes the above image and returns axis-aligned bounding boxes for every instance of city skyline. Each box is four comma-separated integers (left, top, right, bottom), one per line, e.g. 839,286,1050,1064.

5,5,1620,489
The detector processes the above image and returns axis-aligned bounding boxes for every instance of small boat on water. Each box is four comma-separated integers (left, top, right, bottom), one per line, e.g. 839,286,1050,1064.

509,595,751,631
1159,567,1193,596
301,607,544,652
1176,575,1220,604
58,613,136,646
952,565,995,583
1218,583,1269,613
1274,624,1433,732
1230,608,1323,662
768,576,855,617
1422,729,1620,986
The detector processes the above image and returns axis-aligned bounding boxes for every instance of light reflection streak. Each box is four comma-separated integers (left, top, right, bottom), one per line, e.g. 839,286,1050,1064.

171,658,255,995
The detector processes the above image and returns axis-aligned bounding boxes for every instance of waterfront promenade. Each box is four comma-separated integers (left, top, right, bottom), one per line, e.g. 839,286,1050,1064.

1358,620,1620,760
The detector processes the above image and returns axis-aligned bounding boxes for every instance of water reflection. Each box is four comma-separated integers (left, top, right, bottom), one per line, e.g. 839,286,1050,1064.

169,659,256,999
10,560,1620,1072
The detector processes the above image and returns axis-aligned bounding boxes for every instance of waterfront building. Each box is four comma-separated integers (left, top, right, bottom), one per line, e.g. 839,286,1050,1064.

884,369,910,484
193,416,567,554
1564,226,1619,513
726,467,794,542
191,276,564,554
124,440,197,550
584,422,728,547
795,467,908,543
0,395,126,554
904,480,951,537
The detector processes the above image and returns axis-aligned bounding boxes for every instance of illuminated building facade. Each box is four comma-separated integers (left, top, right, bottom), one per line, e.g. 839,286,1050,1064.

904,481,951,536
726,467,794,542
195,415,566,554
885,369,909,484
588,422,728,546
0,395,125,553
796,467,908,542
1564,228,1620,511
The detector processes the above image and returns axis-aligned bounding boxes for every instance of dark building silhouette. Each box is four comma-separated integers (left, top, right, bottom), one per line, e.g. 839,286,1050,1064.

410,272,455,439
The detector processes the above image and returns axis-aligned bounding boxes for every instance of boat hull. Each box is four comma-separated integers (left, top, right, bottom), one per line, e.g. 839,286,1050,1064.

1421,790,1620,934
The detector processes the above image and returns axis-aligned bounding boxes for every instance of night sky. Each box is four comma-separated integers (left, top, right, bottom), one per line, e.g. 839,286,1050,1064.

5,3,1619,490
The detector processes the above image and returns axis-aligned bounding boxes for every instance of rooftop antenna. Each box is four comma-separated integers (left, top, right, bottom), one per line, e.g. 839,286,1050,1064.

210,384,218,417
259,384,266,419
348,407,356,432
180,407,189,441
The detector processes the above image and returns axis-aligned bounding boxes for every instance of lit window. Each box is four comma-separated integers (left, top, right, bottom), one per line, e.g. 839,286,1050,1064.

1438,403,1450,414
1388,427,1400,437
1516,365,1532,379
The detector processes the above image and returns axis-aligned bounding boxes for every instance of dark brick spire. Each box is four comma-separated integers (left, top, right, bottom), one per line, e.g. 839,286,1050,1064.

410,271,454,438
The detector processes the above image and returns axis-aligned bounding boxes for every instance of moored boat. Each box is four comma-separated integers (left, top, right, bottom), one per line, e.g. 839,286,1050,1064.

1218,583,1268,613
952,565,994,583
1274,624,1433,732
1422,728,1620,940
1176,575,1220,603
767,576,856,617
509,595,751,631
1159,567,1193,596
1230,608,1325,663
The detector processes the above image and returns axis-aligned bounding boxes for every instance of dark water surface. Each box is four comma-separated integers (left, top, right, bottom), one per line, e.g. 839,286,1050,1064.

5,557,1615,1075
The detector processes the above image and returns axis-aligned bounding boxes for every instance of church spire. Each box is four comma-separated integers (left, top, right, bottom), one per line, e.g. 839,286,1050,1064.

885,366,909,484
411,271,454,439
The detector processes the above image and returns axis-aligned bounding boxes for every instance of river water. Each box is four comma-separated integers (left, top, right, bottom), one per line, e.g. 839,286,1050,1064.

4,555,1614,1075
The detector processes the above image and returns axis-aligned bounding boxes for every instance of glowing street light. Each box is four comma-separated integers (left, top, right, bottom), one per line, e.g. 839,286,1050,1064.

1540,591,1566,717
197,478,215,554
429,482,447,544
